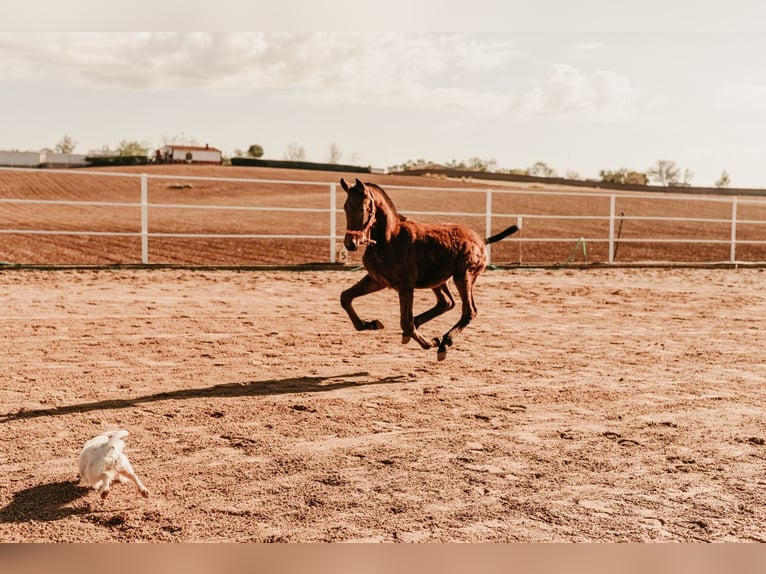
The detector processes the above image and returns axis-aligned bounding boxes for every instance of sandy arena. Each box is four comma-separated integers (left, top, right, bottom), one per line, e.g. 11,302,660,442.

0,267,764,542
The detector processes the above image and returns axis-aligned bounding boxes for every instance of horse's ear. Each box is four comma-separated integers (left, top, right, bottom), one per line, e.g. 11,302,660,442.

340,178,350,192
355,178,364,188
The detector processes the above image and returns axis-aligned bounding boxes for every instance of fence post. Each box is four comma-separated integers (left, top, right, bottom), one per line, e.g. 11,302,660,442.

141,174,148,265
330,182,337,264
730,196,738,263
485,189,493,264
608,194,616,264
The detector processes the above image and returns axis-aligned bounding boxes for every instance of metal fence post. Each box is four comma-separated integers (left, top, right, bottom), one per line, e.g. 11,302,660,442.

730,196,738,263
485,189,493,264
608,194,616,264
141,174,148,265
330,182,337,264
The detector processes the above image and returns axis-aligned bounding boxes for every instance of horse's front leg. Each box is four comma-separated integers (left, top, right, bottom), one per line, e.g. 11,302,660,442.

340,274,386,331
399,287,439,349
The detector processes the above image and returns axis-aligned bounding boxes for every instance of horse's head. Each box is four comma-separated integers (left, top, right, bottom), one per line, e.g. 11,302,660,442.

341,178,377,251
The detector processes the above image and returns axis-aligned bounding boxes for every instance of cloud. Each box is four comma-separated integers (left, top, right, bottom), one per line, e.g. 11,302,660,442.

0,32,517,114
0,33,275,89
521,64,640,118
717,83,766,111
0,33,641,119
573,41,603,52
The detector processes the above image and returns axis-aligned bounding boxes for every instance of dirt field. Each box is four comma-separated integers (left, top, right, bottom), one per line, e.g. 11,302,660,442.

1,266,764,542
2,165,766,266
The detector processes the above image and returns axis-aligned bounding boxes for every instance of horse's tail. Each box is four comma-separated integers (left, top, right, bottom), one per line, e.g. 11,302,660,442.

485,225,518,244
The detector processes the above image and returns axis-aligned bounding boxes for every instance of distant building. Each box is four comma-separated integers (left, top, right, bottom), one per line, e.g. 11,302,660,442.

159,144,222,165
43,153,90,168
0,150,92,168
0,150,44,168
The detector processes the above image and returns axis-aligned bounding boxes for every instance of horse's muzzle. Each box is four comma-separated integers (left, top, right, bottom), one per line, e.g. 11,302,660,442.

344,234,359,251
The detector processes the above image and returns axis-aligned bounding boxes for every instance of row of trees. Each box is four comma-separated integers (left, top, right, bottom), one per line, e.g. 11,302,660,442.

55,134,349,165
52,134,152,157
601,161,731,188
389,156,733,188
51,134,734,188
232,142,351,163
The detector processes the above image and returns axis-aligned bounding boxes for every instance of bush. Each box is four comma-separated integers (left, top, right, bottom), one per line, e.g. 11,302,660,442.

86,155,148,167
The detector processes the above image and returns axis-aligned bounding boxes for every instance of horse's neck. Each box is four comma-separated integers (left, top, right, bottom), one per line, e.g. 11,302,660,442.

371,195,400,242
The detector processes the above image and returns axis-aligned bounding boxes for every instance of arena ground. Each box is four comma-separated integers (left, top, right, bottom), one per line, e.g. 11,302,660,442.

0,267,764,542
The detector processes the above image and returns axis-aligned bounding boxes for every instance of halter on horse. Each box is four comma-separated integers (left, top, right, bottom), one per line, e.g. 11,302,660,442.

339,178,518,360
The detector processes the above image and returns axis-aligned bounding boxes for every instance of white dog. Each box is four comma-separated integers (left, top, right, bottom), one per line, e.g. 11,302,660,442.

78,430,149,499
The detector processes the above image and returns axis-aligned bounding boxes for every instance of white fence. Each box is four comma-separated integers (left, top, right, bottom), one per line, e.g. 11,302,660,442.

0,167,765,266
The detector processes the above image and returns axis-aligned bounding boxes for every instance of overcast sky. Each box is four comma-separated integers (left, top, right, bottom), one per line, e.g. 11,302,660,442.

3,2,766,187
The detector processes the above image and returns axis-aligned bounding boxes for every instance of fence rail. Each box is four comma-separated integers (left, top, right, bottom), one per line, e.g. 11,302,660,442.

0,167,765,266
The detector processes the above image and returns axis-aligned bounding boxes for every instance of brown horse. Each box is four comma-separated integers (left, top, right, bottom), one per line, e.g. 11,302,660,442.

339,178,518,360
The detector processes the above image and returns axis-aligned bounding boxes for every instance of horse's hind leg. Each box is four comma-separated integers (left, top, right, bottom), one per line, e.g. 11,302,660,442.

340,274,386,331
399,286,439,349
436,271,479,360
414,283,455,328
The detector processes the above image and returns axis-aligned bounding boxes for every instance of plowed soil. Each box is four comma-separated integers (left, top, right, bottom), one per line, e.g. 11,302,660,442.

1,164,766,266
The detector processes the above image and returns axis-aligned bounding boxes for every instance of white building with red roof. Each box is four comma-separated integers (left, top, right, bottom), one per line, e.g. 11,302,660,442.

159,144,222,165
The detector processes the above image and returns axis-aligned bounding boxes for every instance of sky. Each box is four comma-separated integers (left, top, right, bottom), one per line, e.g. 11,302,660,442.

3,1,766,187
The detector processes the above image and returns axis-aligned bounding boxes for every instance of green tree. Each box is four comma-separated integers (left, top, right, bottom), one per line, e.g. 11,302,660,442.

528,161,557,178
466,157,498,172
599,168,628,184
387,159,426,172
116,140,149,157
445,159,467,169
715,169,731,188
247,144,264,158
647,160,680,186
54,134,77,154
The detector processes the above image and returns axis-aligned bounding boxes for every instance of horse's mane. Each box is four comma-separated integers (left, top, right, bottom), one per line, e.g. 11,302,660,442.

366,183,407,221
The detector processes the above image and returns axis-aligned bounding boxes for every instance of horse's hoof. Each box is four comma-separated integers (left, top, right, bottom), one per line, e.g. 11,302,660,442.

437,347,447,361
366,320,384,330
402,335,411,344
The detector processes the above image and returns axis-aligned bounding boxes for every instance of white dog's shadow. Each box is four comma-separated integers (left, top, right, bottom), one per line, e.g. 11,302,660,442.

0,480,91,523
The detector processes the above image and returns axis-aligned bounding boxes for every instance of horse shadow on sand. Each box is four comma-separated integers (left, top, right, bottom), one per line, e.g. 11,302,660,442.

0,371,407,424
0,371,407,523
